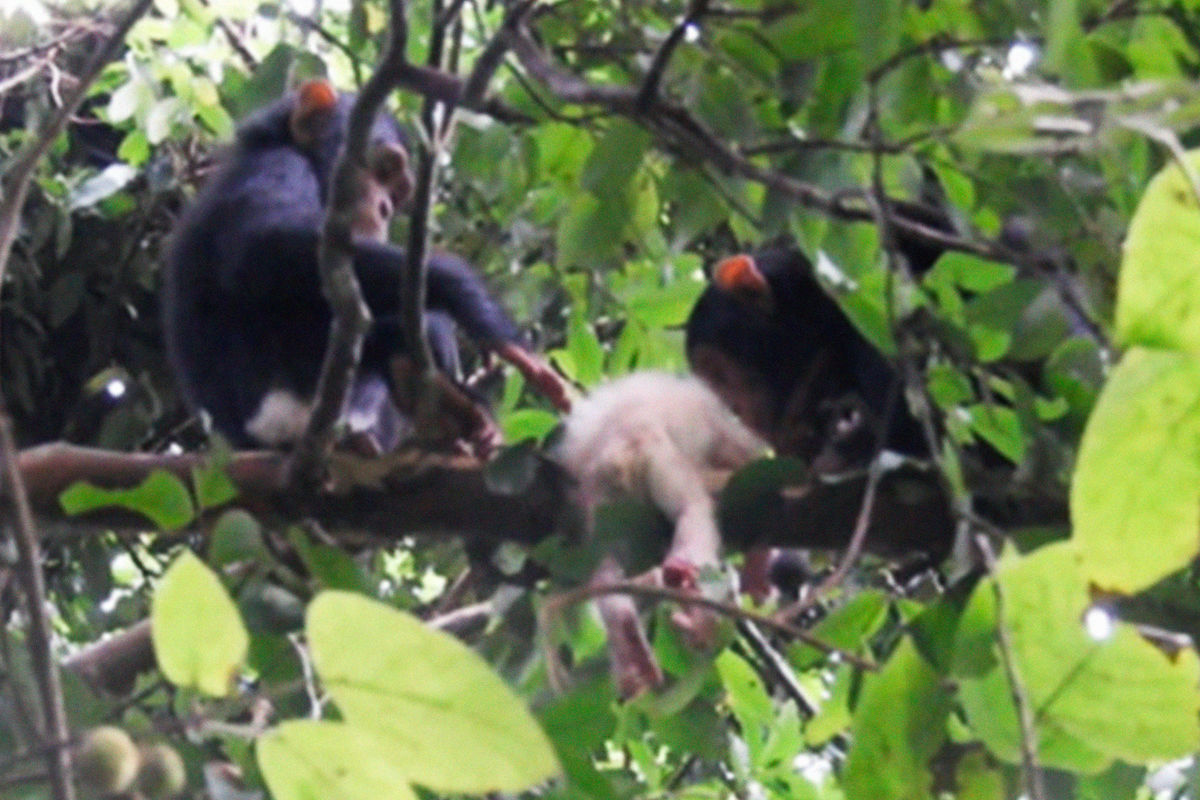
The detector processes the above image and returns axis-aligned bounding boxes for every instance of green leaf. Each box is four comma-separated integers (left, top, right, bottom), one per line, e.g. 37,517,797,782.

854,0,900,69
500,408,560,442
152,551,248,697
804,664,853,746
207,509,266,566
764,3,856,59
1117,149,1200,353
966,403,1026,464
1072,348,1200,592
788,590,890,670
927,364,973,408
957,543,1200,769
191,455,238,510
842,638,952,800
566,309,604,388
581,119,649,197
953,749,1006,800
536,678,620,800
59,470,194,531
1045,337,1104,423
716,651,774,731
555,193,628,269
306,592,560,793
532,122,592,180
289,530,369,593
258,720,417,800
624,280,705,329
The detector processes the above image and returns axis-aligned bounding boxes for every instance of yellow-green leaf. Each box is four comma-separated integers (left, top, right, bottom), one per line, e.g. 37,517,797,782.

1117,149,1200,353
60,470,194,531
257,721,417,800
306,592,560,794
1071,348,1200,592
152,551,248,697
958,543,1200,768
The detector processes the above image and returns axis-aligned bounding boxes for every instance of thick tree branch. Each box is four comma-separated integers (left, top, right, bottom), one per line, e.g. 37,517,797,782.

9,444,953,558
62,621,154,697
12,444,564,545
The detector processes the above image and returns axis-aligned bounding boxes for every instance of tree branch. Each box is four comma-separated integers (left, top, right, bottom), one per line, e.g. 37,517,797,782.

9,444,952,558
1,412,74,800
975,534,1046,800
12,444,565,546
291,0,416,483
0,0,153,301
634,0,708,110
502,22,1035,261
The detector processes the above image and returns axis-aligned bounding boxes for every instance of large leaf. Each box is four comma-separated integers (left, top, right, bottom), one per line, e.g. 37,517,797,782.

257,721,417,800
306,592,560,793
1116,149,1200,353
1071,347,1200,592
842,638,952,800
956,543,1200,769
151,551,248,697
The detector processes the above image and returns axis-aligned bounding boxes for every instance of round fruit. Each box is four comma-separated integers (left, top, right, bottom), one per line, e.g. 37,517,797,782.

135,744,187,799
74,726,139,794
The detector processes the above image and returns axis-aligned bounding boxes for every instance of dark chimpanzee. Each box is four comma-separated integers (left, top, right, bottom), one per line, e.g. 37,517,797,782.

686,248,927,470
685,243,961,601
164,80,568,451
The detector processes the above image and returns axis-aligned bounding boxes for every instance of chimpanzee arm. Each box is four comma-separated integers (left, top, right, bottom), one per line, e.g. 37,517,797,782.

226,227,519,345
228,226,571,409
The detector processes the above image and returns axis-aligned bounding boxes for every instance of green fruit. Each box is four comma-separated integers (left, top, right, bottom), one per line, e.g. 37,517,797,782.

136,744,187,799
75,726,139,794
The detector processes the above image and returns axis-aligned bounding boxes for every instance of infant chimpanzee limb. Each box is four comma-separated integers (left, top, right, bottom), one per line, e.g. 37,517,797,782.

556,372,767,696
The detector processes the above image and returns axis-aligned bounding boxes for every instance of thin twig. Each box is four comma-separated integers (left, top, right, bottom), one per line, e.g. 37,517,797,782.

634,0,709,110
773,457,885,625
0,410,74,800
504,25,1010,261
214,18,257,72
974,534,1045,800
0,51,60,97
546,578,878,672
735,619,816,716
290,0,412,482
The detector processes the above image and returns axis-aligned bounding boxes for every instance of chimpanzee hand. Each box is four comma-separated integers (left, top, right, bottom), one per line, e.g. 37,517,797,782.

494,342,572,412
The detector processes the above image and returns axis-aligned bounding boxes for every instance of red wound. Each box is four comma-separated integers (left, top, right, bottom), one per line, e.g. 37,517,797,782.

714,254,769,295
297,80,338,115
662,557,699,590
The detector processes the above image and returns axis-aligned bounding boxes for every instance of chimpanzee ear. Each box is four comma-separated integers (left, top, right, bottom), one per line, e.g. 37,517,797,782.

713,254,770,299
289,79,339,146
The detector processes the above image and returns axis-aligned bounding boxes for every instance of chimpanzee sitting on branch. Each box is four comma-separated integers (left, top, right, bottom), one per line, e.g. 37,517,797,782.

164,80,568,453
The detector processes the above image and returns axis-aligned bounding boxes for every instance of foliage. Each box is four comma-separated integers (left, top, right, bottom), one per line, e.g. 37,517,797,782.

5,1,1200,800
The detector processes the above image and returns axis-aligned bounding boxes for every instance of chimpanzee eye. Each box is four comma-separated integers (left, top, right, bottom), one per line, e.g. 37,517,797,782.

371,143,408,182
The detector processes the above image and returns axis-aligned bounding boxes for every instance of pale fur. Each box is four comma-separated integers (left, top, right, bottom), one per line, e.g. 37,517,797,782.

244,389,313,445
556,372,768,692
557,371,766,567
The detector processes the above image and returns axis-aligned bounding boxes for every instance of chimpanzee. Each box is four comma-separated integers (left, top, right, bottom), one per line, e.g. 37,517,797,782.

685,248,927,470
163,80,568,451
